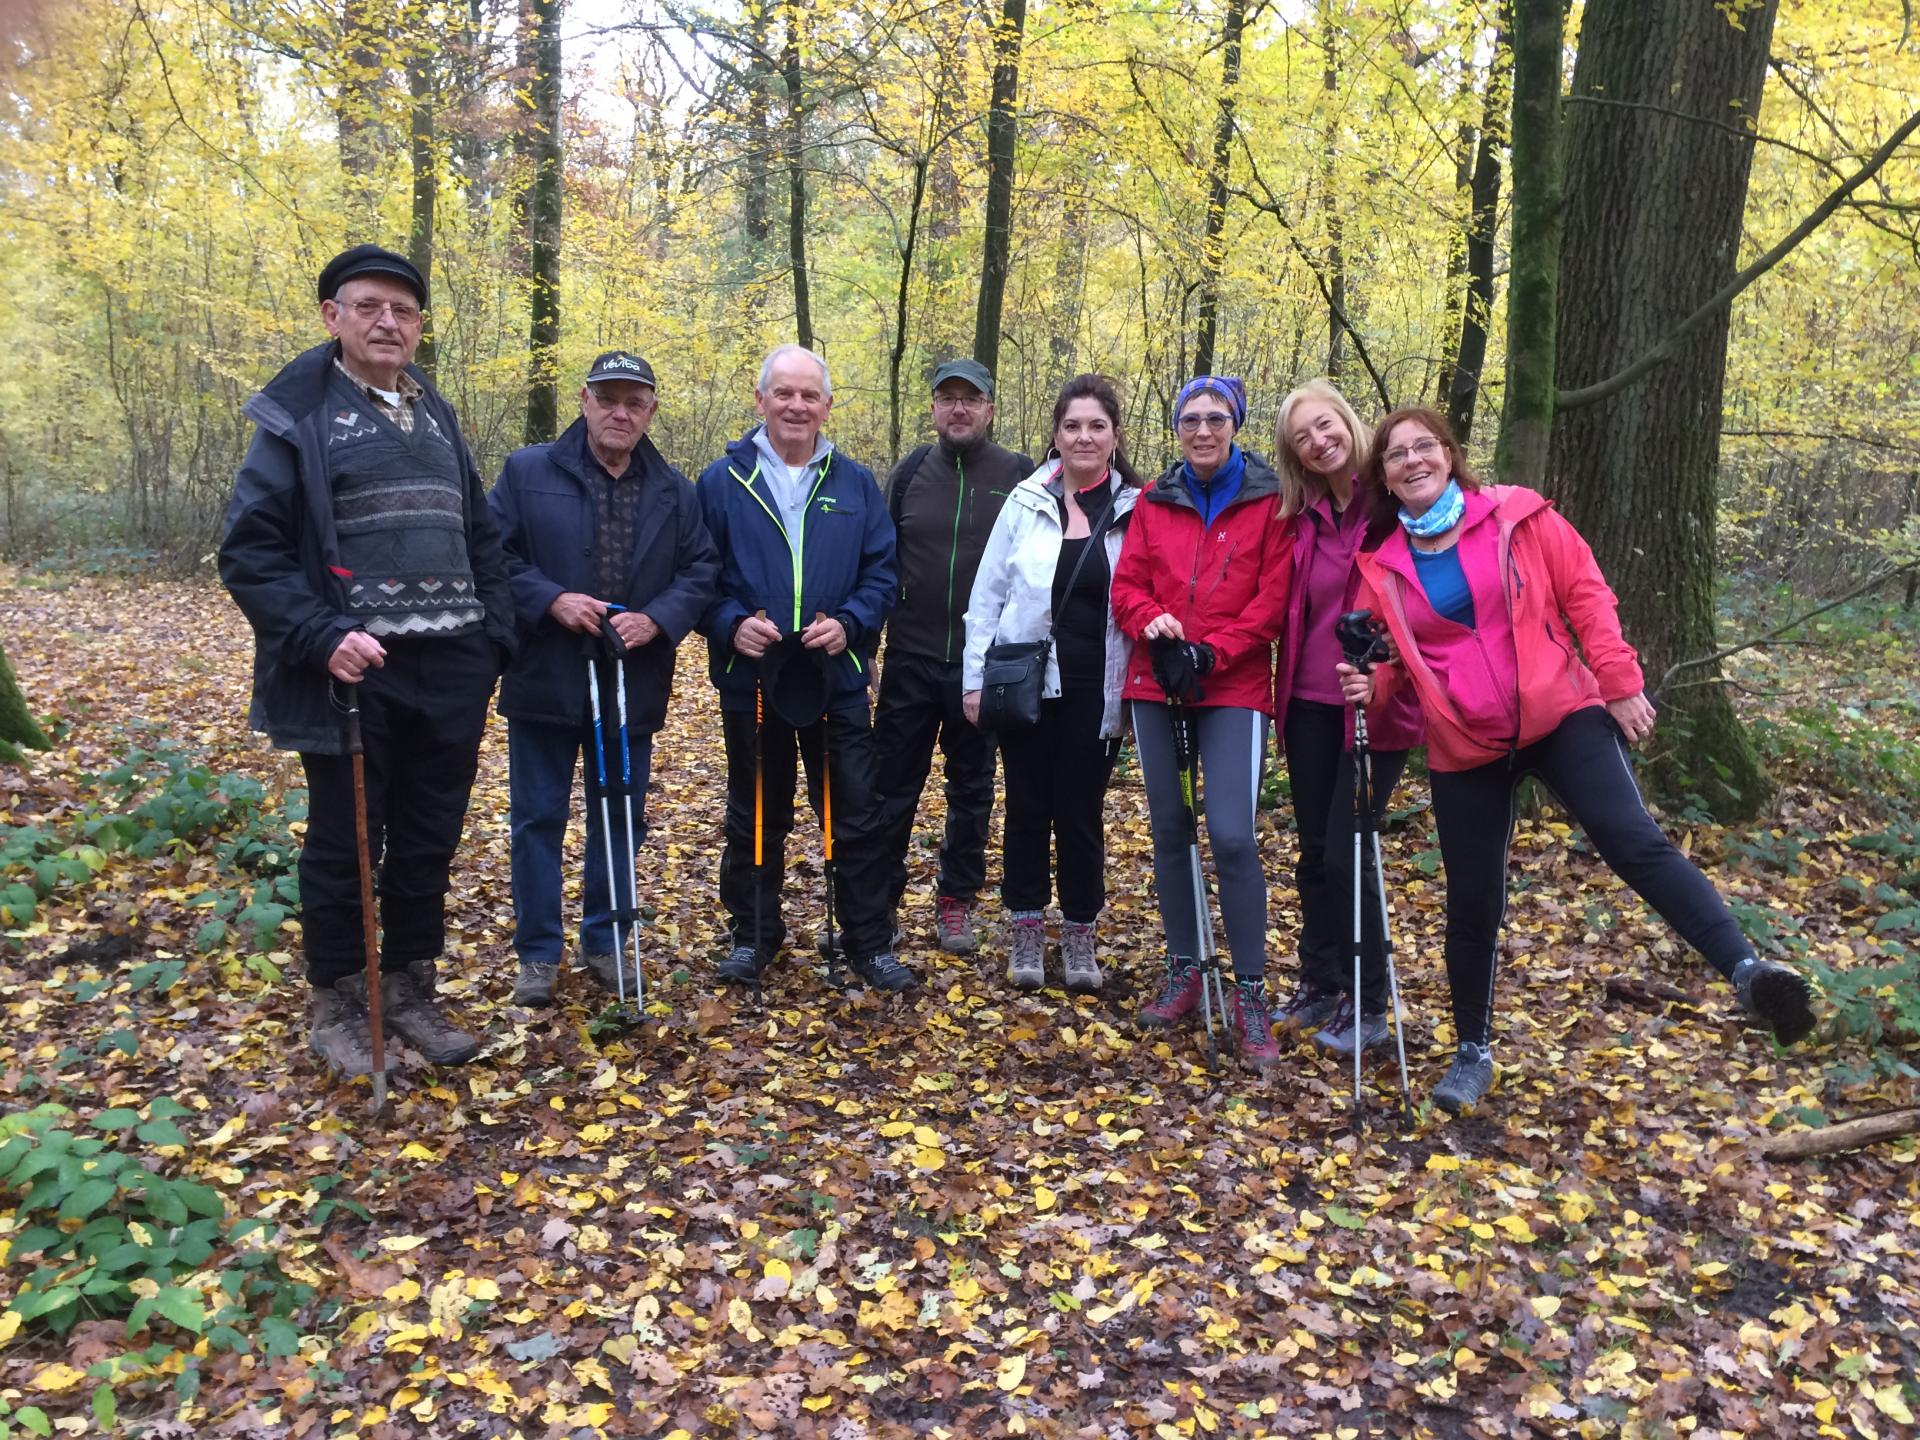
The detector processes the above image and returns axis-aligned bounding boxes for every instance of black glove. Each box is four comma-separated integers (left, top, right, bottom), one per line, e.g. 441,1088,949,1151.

1149,637,1215,704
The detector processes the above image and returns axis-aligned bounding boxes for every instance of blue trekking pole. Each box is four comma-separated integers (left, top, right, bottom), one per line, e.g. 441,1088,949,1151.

599,614,646,1016
584,622,641,1025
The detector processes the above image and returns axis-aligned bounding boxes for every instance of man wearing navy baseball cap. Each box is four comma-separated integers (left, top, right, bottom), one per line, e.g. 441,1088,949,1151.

218,244,517,1079
487,351,717,1006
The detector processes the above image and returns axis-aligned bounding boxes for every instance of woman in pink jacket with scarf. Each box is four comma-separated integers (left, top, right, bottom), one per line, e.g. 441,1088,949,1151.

1340,405,1816,1115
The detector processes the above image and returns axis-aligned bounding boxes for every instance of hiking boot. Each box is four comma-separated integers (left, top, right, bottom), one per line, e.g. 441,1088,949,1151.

1061,920,1102,993
849,952,919,993
1139,954,1203,1028
716,944,764,988
1227,978,1282,1070
1006,914,1046,990
1274,979,1341,1034
582,950,621,994
513,961,559,1008
1433,1043,1495,1116
935,896,978,954
381,969,481,1066
1732,957,1817,1046
1314,994,1390,1056
405,956,438,996
310,974,376,1077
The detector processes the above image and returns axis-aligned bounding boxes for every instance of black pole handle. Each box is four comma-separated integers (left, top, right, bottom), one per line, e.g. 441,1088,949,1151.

341,682,364,756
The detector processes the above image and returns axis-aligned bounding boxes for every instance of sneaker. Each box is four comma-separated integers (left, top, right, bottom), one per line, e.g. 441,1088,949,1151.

1732,957,1816,1046
1139,954,1203,1028
1274,979,1341,1034
849,951,919,993
716,944,764,987
513,961,559,1007
1006,915,1046,990
935,896,978,954
1227,978,1281,1070
1314,994,1390,1056
1061,921,1102,994
380,969,481,1065
310,975,376,1077
1432,1043,1495,1115
582,950,621,994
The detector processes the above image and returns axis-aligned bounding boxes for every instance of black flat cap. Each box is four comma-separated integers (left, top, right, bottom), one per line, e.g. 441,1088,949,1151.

318,245,428,306
759,635,832,729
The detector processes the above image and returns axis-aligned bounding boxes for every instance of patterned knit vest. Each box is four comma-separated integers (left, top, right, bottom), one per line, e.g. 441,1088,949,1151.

324,369,484,637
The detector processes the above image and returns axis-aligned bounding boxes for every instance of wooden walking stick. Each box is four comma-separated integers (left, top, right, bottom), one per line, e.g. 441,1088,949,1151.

342,683,387,1113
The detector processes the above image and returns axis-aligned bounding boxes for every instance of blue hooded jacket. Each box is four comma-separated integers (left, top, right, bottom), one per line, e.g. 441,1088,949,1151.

695,429,897,713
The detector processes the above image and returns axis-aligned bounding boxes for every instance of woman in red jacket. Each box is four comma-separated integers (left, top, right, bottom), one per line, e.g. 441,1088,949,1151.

1339,406,1816,1114
1270,378,1423,1058
1111,376,1293,1068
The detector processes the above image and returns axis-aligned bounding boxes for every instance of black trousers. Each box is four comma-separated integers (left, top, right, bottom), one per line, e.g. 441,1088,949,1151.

874,650,997,910
1430,704,1753,1047
996,684,1119,923
718,705,893,962
298,630,498,989
1283,699,1408,1011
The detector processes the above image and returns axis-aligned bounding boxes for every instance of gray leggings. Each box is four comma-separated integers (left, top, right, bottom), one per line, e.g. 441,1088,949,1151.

1131,701,1269,978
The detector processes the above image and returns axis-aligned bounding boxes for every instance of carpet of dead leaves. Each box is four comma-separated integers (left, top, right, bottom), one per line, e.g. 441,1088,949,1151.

1,572,1918,1440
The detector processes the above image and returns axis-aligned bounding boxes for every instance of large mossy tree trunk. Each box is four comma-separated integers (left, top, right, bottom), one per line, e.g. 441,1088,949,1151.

522,0,563,444
0,642,49,765
1548,0,1779,819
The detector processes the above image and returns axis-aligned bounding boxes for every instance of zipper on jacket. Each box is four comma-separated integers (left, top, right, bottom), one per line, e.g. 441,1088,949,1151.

732,455,835,633
946,452,965,663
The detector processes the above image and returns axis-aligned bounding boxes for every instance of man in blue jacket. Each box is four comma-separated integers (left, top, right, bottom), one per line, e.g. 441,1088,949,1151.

219,245,516,1079
697,344,915,993
489,352,719,1006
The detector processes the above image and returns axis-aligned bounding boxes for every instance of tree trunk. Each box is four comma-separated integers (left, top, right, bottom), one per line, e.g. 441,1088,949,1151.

1493,0,1563,486
888,157,931,464
1547,0,1779,818
782,0,813,350
1320,1,1344,380
1448,5,1512,441
523,0,563,445
407,32,438,379
0,640,49,765
1435,103,1474,408
972,0,1025,376
1193,0,1246,380
336,0,385,234
744,0,774,253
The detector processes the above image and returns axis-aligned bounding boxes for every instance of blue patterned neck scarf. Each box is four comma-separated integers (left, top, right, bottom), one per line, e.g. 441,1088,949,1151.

1399,478,1464,539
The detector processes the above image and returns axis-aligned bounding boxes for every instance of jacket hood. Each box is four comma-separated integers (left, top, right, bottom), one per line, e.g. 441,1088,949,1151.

725,425,835,476
1007,465,1140,520
1146,449,1282,510
244,340,439,440
550,415,672,485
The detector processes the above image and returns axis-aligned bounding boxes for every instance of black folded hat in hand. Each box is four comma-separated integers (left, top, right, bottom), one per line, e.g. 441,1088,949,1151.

760,634,833,728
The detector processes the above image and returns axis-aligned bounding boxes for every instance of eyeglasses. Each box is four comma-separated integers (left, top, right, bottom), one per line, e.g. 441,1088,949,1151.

1382,437,1445,467
1177,413,1234,433
932,393,989,411
341,298,424,325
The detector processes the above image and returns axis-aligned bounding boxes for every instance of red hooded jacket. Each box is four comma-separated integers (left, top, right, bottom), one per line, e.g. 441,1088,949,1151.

1354,485,1644,771
1110,453,1294,713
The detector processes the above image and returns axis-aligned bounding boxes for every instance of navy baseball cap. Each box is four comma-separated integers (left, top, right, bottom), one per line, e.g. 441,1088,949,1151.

585,351,658,389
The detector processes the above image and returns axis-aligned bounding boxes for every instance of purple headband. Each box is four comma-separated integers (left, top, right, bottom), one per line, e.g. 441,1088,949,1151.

1173,375,1247,429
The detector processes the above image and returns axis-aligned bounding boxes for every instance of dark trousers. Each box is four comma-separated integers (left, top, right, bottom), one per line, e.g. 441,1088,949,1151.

298,631,497,989
874,650,997,910
1284,699,1408,1011
996,685,1119,924
1430,704,1753,1047
718,705,892,962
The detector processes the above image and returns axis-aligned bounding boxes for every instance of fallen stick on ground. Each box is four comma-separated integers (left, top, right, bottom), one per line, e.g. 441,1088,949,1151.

1604,976,1704,1012
1762,1107,1920,1161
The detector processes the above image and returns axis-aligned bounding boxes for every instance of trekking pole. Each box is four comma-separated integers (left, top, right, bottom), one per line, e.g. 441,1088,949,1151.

340,682,387,1114
600,614,645,1019
1173,700,1226,1072
814,613,844,989
584,635,633,1020
1367,743,1416,1131
752,612,768,1009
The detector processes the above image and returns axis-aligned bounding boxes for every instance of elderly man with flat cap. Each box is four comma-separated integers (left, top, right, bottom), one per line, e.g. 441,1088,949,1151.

219,244,517,1079
488,352,718,1007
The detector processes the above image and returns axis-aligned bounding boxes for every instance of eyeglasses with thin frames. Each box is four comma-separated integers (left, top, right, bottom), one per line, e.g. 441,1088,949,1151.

1177,413,1234,434
339,298,424,325
1383,437,1445,468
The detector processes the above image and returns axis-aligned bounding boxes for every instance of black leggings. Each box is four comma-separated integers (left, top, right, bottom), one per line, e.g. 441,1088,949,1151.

1430,705,1752,1047
996,685,1119,923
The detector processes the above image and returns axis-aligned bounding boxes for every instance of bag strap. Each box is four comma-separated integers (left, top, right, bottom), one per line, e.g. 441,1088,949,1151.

1042,488,1118,648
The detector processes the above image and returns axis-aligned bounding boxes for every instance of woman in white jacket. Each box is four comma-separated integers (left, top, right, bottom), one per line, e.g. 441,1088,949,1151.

963,373,1141,994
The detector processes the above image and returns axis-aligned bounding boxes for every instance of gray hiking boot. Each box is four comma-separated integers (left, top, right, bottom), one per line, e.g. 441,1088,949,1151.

310,974,376,1077
1314,994,1390,1056
582,950,621,995
405,956,438,996
1732,957,1817,1046
1006,914,1046,991
381,968,481,1065
935,896,978,954
1274,980,1341,1034
1432,1043,1495,1116
513,961,559,1007
1061,920,1102,994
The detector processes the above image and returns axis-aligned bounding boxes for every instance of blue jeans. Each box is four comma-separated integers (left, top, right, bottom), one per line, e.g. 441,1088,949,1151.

508,718,653,968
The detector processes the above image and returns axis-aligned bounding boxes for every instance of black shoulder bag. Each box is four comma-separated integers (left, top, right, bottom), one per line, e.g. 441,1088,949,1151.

977,493,1114,732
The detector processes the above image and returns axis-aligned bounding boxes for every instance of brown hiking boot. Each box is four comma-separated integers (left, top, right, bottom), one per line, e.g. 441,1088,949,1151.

381,968,481,1065
310,974,376,1077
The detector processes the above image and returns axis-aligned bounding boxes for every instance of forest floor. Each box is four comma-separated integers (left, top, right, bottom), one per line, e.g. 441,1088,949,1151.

1,572,1918,1440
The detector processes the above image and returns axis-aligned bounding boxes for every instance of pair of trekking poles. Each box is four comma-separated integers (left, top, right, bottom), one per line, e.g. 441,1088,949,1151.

337,613,648,1114
1164,610,1414,1130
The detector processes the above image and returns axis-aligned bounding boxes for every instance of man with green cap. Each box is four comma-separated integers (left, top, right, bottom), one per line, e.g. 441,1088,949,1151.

875,358,1033,952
